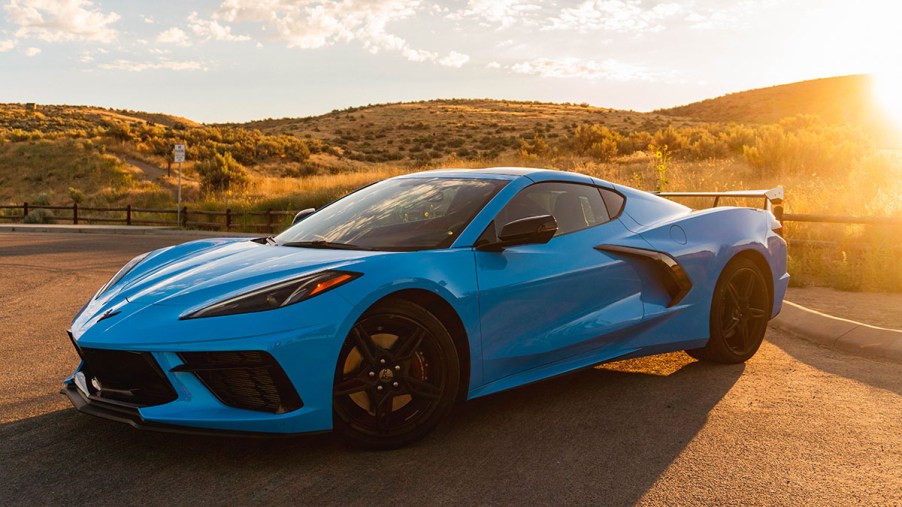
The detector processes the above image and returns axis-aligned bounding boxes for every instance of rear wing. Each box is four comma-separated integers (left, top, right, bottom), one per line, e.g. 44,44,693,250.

655,186,784,220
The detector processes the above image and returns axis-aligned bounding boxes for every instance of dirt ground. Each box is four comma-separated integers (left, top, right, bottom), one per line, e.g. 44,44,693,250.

785,286,902,330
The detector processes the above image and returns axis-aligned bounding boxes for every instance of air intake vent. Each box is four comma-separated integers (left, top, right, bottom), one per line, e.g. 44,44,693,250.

75,347,178,407
174,351,302,414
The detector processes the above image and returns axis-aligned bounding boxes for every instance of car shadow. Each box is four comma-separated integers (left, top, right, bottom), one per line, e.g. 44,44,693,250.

0,354,743,504
766,331,902,396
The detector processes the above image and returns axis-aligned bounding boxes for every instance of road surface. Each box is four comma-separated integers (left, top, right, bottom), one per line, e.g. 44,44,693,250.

1,232,899,505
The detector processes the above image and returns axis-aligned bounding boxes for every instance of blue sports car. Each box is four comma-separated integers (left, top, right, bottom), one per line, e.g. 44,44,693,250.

64,167,788,448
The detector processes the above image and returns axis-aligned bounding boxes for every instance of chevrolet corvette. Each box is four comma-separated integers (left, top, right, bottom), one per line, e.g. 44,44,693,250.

63,167,788,448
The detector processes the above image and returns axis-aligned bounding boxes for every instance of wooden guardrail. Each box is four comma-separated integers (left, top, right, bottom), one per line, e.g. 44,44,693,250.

0,203,295,234
2,198,900,239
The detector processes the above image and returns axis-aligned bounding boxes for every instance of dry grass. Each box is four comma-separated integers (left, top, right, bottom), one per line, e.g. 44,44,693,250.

204,166,412,212
0,139,131,203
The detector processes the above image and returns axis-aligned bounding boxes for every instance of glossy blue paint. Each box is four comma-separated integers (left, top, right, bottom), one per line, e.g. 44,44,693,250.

475,219,644,385
65,167,788,435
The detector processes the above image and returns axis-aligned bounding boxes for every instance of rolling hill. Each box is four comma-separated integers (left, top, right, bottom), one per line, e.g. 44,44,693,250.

222,99,698,164
659,75,901,145
2,73,899,207
0,103,201,133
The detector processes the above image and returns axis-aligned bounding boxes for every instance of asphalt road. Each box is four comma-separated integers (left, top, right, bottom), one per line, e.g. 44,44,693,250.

1,232,900,506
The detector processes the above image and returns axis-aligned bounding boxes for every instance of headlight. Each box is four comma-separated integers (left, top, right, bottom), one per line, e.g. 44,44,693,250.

95,252,149,299
182,270,360,319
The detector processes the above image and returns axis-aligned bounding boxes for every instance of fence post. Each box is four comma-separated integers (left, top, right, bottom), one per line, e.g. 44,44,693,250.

181,206,187,228
126,204,132,225
773,205,784,222
73,203,78,225
266,209,273,234
23,202,28,220
226,208,232,229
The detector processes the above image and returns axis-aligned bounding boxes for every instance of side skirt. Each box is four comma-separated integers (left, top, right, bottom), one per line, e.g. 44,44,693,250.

466,337,707,400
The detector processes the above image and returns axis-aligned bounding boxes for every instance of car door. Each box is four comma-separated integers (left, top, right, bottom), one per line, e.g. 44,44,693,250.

474,181,645,384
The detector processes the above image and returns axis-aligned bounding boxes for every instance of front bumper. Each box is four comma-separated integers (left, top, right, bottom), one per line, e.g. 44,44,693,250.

62,335,340,434
61,383,314,437
64,291,356,435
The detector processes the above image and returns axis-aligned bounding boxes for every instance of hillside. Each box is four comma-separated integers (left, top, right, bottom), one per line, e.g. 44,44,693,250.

0,103,201,132
1,75,897,206
2,81,899,291
226,99,698,163
659,75,901,144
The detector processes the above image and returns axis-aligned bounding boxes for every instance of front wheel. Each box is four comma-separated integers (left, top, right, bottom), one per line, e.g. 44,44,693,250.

688,257,771,364
332,299,460,449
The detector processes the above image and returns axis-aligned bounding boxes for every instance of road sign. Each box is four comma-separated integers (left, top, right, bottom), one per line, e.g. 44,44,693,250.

173,144,186,227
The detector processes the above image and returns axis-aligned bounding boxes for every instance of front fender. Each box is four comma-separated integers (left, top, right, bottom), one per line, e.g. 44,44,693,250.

331,248,483,388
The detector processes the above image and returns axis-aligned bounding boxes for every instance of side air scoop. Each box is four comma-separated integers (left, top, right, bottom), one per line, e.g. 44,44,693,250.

594,244,692,307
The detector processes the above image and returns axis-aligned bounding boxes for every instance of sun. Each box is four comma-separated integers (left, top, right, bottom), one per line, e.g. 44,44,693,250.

873,70,902,133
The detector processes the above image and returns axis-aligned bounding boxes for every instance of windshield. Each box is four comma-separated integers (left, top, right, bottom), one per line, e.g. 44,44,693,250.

275,177,507,251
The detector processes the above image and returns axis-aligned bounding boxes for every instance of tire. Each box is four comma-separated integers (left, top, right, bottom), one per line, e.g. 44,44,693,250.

332,298,460,449
687,257,771,364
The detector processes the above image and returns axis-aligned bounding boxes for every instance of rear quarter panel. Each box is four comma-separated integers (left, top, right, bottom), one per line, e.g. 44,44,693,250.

632,205,788,318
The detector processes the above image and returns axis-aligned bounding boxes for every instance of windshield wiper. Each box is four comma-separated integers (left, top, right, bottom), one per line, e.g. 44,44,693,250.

251,236,278,246
279,240,373,251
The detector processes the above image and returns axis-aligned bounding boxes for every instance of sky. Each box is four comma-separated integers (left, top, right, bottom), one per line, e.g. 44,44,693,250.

1,0,900,123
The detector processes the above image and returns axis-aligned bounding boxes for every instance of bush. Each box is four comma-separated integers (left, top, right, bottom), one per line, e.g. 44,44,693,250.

566,125,621,161
518,135,550,159
23,208,55,224
68,187,84,203
195,152,250,193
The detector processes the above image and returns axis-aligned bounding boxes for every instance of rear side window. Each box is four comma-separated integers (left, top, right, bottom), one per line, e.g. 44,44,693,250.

494,182,611,236
600,188,625,219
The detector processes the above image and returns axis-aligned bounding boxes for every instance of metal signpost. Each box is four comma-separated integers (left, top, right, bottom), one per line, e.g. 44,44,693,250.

173,144,186,227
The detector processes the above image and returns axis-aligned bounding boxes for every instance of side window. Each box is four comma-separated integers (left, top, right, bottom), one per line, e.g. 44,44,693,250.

494,182,611,236
600,188,625,219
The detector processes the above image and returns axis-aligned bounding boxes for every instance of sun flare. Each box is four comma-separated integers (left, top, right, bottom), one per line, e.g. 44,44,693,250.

873,71,902,131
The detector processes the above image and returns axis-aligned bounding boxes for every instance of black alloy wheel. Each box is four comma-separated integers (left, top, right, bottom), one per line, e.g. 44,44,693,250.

332,299,459,449
688,257,771,364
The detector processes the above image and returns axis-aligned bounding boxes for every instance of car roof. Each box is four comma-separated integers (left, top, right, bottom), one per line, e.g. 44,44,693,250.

398,167,602,184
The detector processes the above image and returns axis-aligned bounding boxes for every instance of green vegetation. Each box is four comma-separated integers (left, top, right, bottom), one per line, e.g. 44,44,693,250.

0,138,140,205
195,152,250,193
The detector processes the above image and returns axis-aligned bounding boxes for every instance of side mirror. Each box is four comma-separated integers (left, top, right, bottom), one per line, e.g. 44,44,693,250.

479,215,557,251
292,208,315,225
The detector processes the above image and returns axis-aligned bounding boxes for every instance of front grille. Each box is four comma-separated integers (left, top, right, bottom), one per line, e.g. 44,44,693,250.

175,351,302,414
75,346,178,407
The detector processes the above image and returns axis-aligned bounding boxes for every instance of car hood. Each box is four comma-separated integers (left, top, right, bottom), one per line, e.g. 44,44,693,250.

73,238,385,331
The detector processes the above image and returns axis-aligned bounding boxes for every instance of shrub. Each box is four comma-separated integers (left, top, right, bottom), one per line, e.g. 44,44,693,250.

23,208,55,224
195,152,250,193
518,135,550,159
651,126,687,154
566,125,621,161
68,187,84,204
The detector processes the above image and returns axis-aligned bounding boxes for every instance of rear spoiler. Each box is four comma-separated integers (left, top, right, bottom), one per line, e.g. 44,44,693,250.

654,186,784,220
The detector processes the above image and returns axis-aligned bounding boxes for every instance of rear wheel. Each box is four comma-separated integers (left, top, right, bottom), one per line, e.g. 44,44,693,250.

332,299,459,449
688,257,771,364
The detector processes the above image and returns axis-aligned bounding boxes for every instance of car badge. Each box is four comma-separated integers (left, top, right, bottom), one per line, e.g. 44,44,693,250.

98,309,121,322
